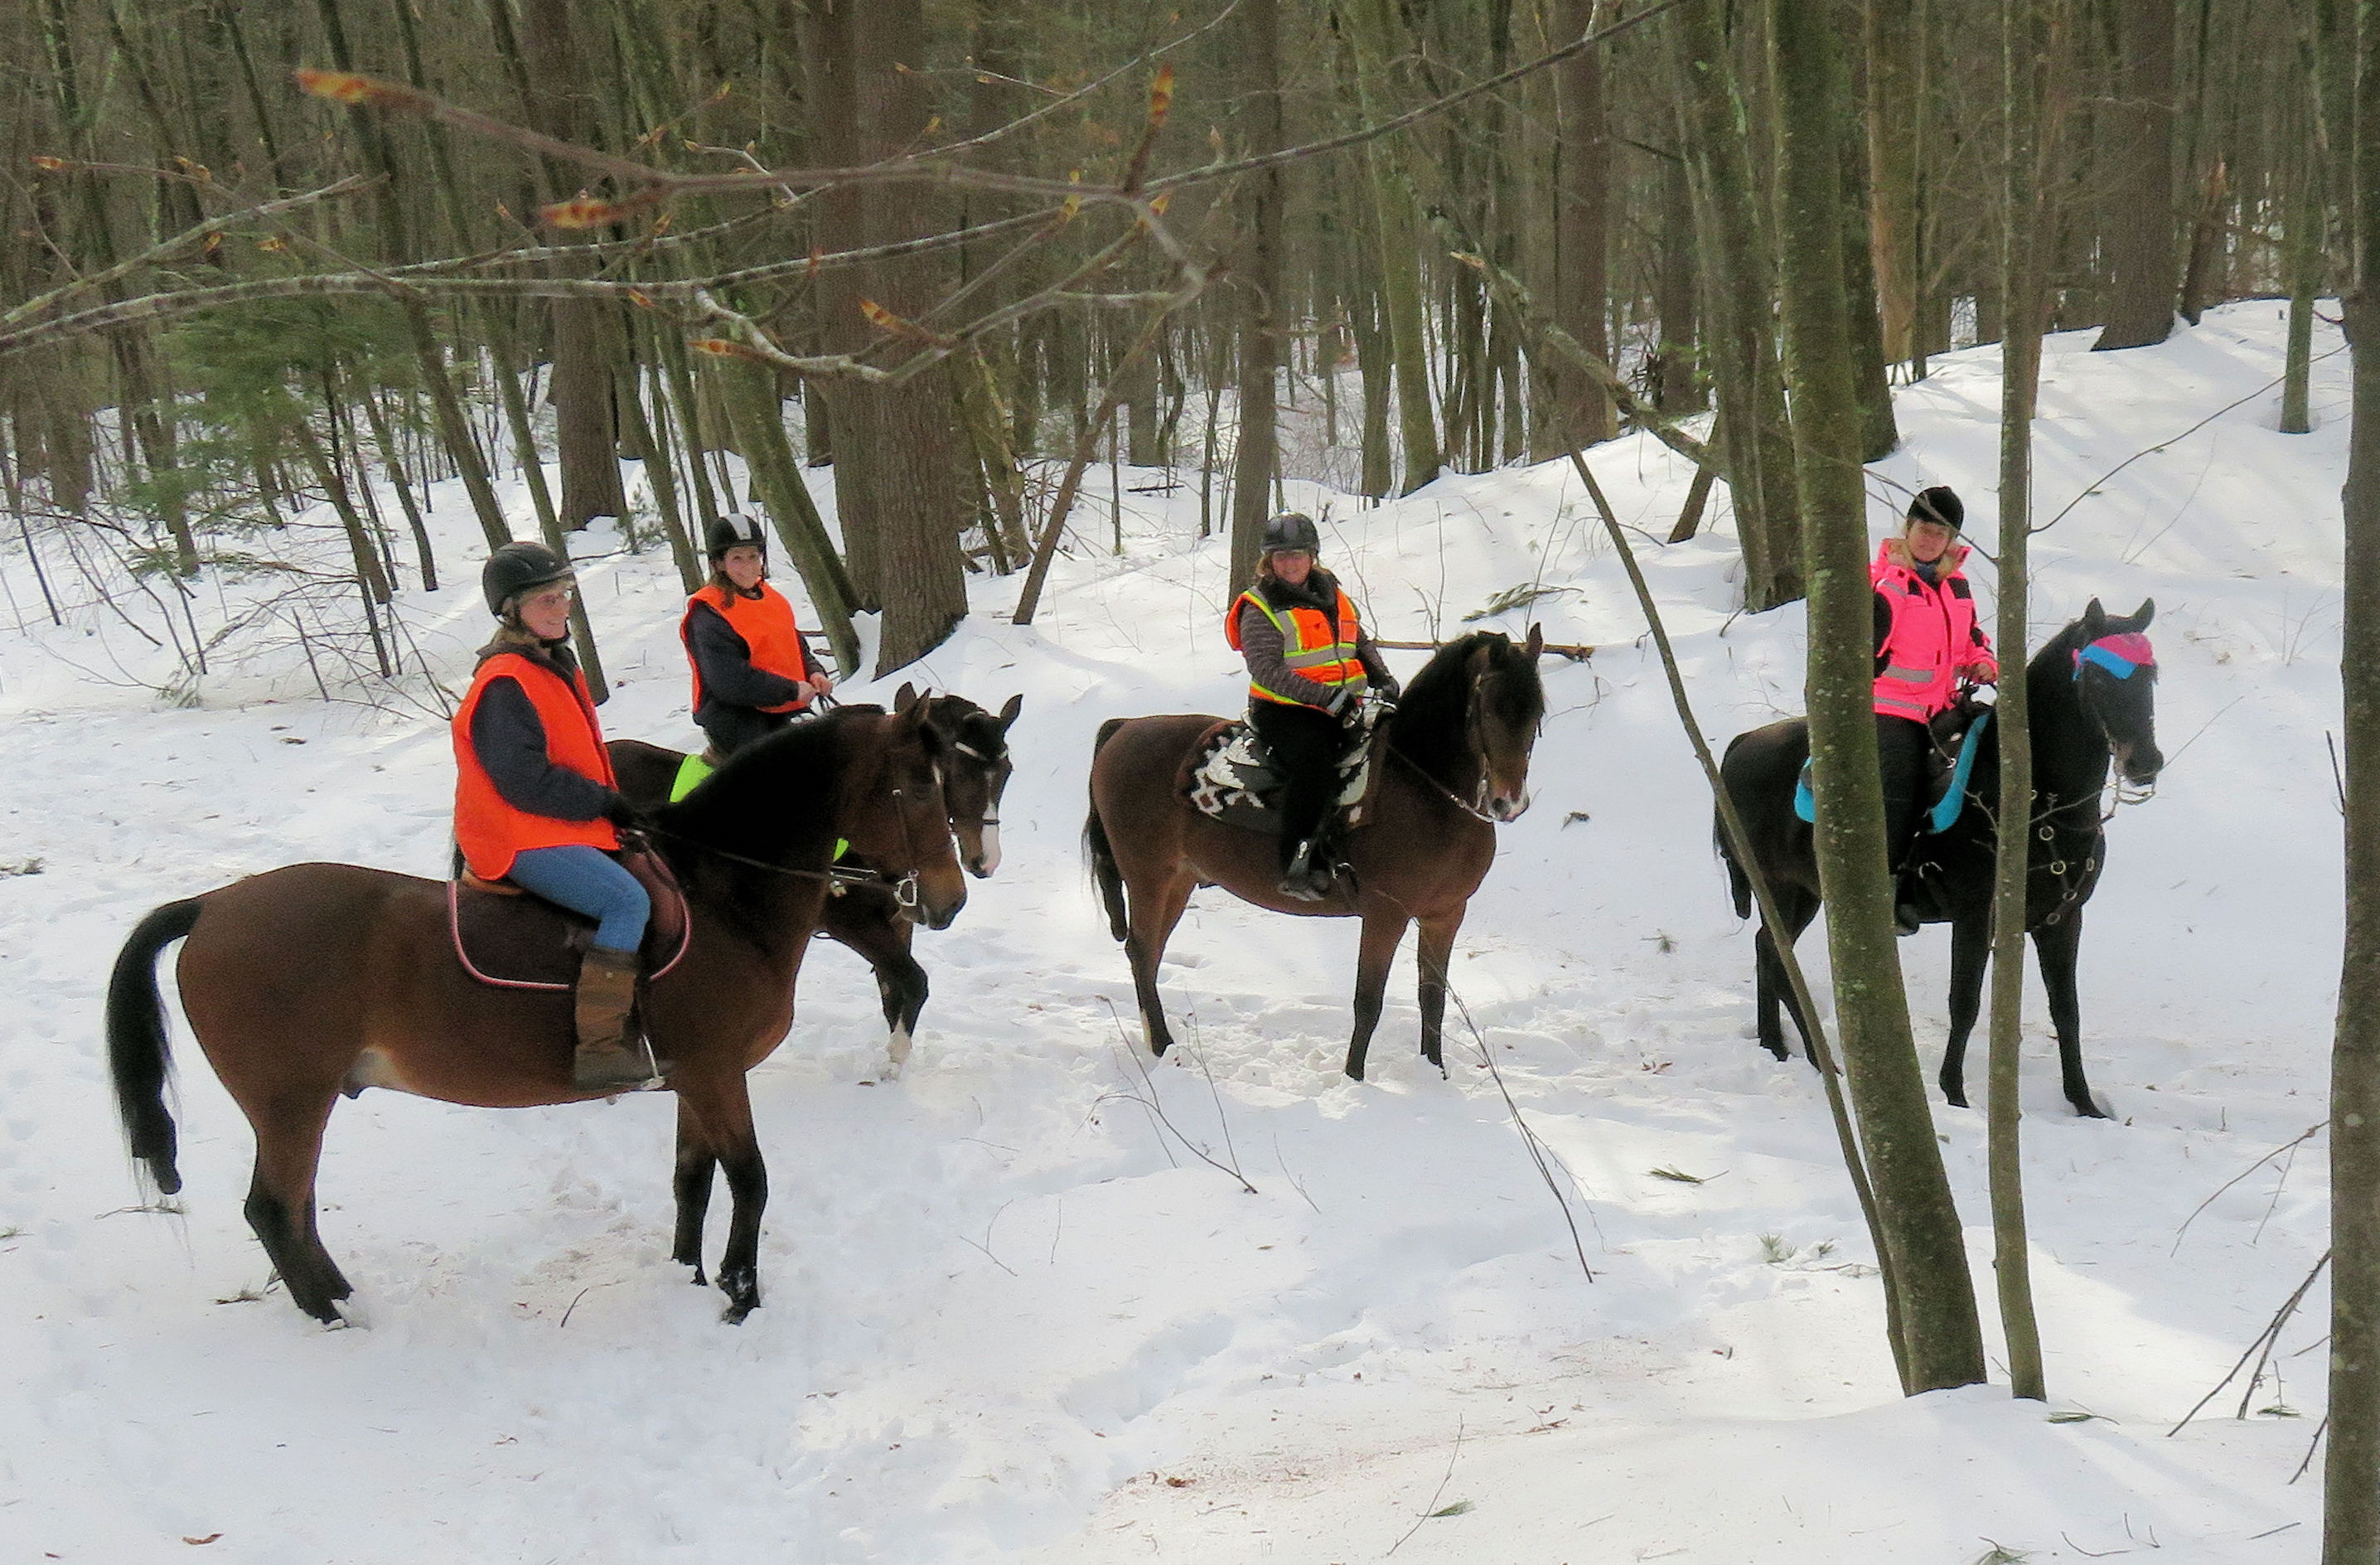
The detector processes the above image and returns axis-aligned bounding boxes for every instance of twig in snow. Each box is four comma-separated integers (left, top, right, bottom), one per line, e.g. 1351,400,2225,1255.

2167,1250,2329,1437
1096,1000,1257,1194
2058,1532,2129,1558
1444,986,1595,1284
2329,732,2349,817
1386,1417,1466,1556
2291,1422,2328,1484
1272,1134,1322,1214
2170,1123,2326,1254
959,1202,1019,1277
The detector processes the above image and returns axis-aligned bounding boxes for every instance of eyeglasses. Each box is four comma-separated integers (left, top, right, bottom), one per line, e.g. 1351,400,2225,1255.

520,585,576,610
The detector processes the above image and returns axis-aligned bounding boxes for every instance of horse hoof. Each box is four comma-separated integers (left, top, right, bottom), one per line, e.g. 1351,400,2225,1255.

1944,1091,1970,1110
2073,1093,2112,1121
1762,1043,1789,1063
718,1267,759,1323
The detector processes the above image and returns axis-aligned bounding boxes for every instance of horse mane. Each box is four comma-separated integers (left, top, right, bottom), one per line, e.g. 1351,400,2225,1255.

653,710,863,897
1386,631,1544,785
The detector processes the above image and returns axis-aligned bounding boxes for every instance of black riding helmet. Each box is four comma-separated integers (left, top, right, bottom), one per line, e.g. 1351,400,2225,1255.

706,511,767,563
1260,511,1321,556
1907,486,1965,532
481,540,574,618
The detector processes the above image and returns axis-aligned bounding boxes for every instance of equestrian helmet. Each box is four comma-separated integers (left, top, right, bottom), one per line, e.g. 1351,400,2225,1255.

481,540,574,618
1907,486,1965,533
706,511,768,563
1259,512,1321,557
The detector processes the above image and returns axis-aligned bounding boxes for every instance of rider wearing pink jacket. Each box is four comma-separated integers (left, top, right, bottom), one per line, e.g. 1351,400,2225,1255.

1871,486,1997,931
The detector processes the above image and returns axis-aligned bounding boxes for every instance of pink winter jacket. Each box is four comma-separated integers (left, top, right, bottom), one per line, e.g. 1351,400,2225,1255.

1870,539,1997,721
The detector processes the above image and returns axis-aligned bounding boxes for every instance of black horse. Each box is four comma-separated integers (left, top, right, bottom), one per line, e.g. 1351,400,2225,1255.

1716,598,2164,1117
611,688,1022,1076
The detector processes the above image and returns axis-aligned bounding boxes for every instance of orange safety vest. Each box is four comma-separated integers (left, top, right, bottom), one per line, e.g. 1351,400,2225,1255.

452,650,619,880
681,582,814,716
1225,584,1368,709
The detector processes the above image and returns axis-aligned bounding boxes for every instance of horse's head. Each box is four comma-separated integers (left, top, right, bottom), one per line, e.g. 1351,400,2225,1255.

2073,597,2163,787
912,686,1022,878
1465,624,1548,821
841,688,970,930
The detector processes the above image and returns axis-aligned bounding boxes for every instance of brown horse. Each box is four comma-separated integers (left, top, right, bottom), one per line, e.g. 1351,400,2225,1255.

607,688,1022,1077
1085,627,1546,1079
104,696,966,1325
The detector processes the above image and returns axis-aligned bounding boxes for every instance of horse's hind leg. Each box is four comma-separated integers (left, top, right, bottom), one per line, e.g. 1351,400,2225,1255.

2033,911,2107,1118
676,1073,768,1323
1125,870,1194,1057
1413,909,1463,1077
1344,908,1411,1082
670,1096,717,1284
239,1091,351,1324
1754,892,1820,1063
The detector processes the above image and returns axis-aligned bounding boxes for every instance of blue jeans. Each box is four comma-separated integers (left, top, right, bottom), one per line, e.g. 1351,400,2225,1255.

507,845,651,953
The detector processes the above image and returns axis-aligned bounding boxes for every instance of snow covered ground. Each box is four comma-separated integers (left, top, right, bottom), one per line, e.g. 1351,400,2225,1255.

0,301,2352,1563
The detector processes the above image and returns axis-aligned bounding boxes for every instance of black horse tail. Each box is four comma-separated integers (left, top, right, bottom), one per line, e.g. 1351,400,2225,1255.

105,897,203,1196
1084,717,1130,942
1715,734,1754,922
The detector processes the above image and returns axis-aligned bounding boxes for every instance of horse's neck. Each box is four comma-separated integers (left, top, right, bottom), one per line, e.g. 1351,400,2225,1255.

2022,655,2110,823
1384,695,1476,797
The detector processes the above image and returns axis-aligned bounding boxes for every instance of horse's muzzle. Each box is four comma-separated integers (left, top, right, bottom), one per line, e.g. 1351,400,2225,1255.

1488,789,1530,823
965,823,1001,879
919,888,966,931
2116,742,2164,786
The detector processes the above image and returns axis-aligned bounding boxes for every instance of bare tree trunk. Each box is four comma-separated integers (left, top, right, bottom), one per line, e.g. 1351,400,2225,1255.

1536,0,1619,455
1770,0,1986,1396
2095,0,2179,348
2324,8,2380,1557
804,0,883,608
855,0,970,675
1231,0,1285,587
1866,0,1920,365
717,356,860,676
1342,0,1441,496
1989,0,2059,1406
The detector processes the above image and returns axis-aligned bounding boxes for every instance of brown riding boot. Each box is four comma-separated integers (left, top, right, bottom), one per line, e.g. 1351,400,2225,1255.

573,947,658,1092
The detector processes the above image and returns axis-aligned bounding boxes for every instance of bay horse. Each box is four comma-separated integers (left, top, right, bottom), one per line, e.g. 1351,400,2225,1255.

1716,598,2163,1117
104,696,967,1325
1085,627,1546,1080
608,687,1023,1075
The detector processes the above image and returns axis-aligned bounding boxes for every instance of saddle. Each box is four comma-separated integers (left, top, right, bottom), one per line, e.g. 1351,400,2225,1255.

1181,707,1385,836
448,849,691,991
1792,699,1994,835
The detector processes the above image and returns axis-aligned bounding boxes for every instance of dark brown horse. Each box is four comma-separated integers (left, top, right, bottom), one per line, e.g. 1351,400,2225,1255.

609,688,1022,1077
1717,599,2163,1117
1085,627,1546,1080
105,697,967,1325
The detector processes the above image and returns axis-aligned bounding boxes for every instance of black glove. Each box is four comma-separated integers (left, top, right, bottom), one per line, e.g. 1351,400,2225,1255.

600,791,650,835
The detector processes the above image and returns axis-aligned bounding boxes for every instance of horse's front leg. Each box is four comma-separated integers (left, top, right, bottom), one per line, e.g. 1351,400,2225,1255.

677,1074,768,1322
829,892,927,1075
1939,908,1991,1109
1415,909,1465,1077
670,1095,718,1284
2032,908,2106,1117
1345,908,1410,1081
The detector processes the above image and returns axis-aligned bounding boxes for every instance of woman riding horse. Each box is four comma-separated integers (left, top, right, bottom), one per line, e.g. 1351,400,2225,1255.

683,512,834,763
1872,486,1998,933
1226,512,1400,901
452,541,652,1091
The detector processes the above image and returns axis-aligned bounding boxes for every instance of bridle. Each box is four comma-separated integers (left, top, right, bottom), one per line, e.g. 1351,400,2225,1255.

1386,656,1536,825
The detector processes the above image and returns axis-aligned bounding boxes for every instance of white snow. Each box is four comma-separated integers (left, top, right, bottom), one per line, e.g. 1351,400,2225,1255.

0,301,2350,1563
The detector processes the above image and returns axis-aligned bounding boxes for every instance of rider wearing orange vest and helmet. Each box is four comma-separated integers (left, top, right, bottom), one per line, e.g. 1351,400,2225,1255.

681,513,834,761
1871,485,1999,933
452,541,655,1091
1226,513,1399,902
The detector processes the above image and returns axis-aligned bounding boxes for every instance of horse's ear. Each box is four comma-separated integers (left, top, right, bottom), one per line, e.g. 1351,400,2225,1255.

2131,598,2155,629
999,693,1023,730
2082,598,2107,639
1524,623,1545,661
894,682,921,715
900,692,933,732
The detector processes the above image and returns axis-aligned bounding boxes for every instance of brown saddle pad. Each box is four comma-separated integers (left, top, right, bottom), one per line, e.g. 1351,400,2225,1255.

448,850,690,991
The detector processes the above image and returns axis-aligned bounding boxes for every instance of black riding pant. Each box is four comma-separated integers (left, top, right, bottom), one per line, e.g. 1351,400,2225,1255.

1249,700,1352,867
1876,711,1932,873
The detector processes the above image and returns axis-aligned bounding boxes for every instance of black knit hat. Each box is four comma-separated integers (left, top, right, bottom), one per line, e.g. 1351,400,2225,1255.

1907,486,1965,532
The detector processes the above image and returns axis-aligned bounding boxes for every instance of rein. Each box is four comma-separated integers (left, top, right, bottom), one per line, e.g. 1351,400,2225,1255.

1387,741,1501,823
639,825,922,913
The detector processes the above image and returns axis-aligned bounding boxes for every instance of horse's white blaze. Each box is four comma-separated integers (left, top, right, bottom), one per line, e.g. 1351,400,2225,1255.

977,823,1001,875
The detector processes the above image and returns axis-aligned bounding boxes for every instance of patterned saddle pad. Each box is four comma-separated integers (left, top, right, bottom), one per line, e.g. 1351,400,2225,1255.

1183,710,1381,836
447,850,691,991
